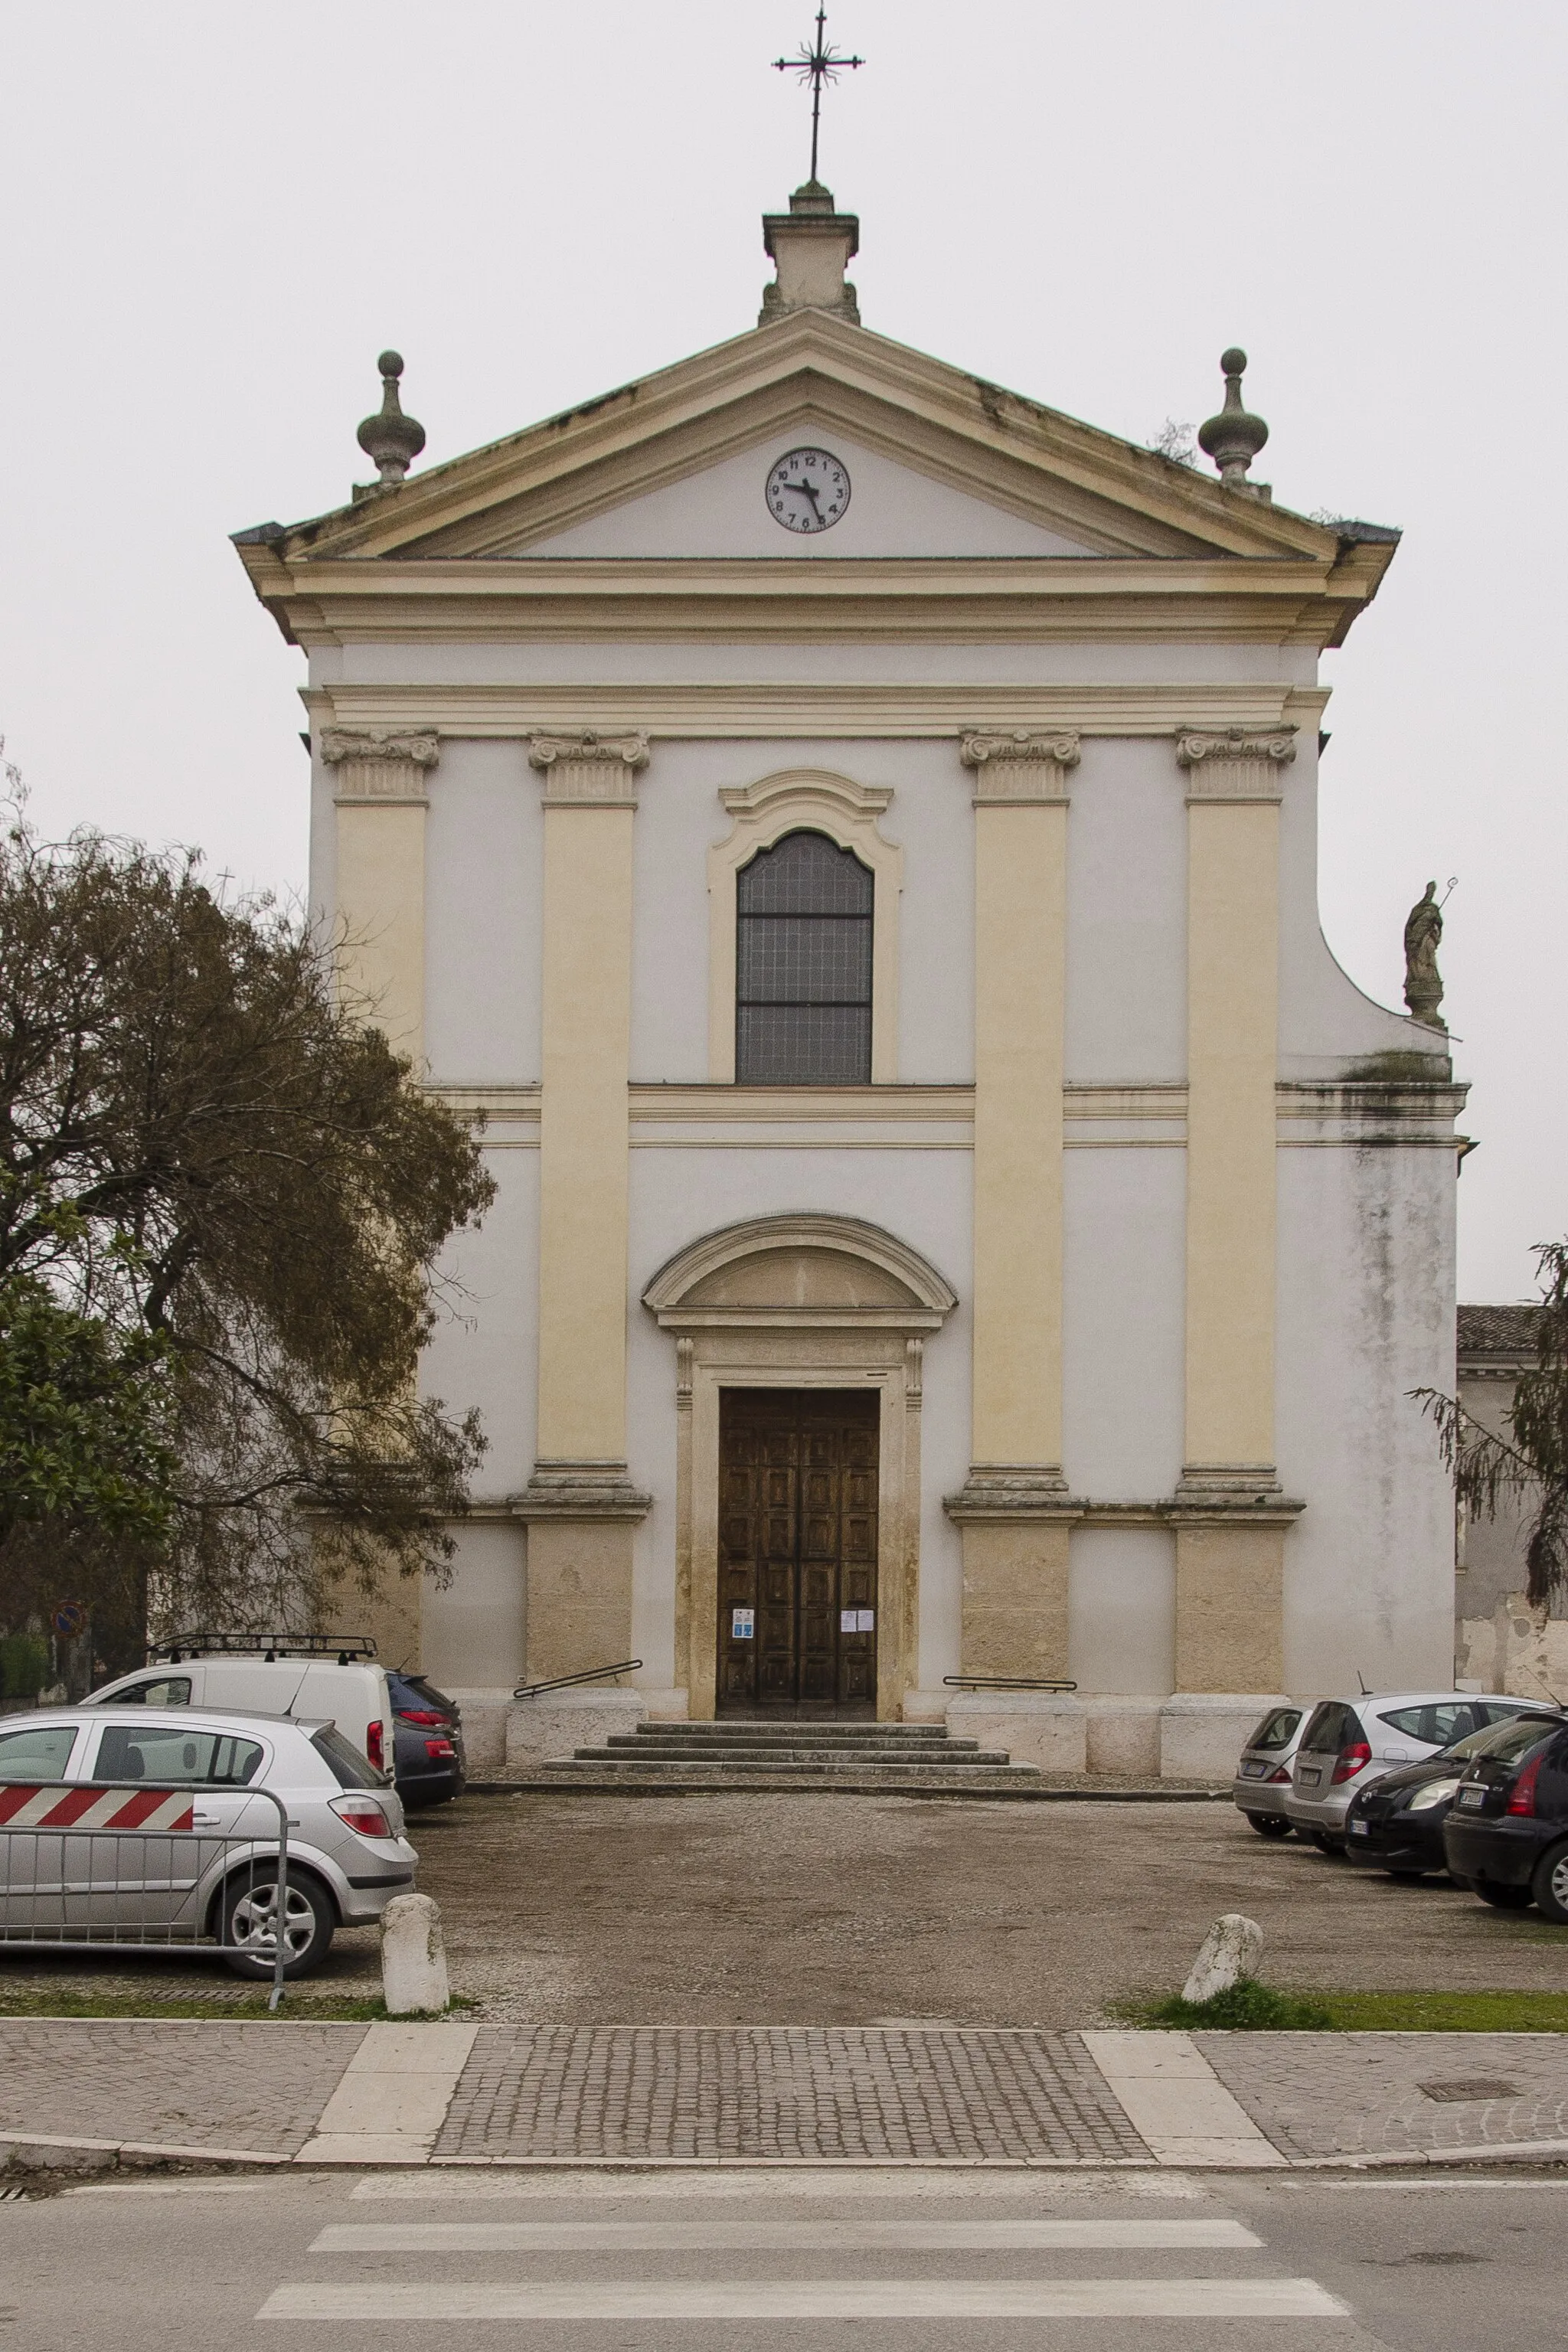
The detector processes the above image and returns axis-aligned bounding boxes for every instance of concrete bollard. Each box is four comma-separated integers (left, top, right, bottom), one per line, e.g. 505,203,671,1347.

381,1892,450,2015
1182,1912,1263,2004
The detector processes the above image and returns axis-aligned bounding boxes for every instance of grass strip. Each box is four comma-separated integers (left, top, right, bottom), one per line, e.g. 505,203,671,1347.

0,1987,479,2023
1112,1979,1568,2033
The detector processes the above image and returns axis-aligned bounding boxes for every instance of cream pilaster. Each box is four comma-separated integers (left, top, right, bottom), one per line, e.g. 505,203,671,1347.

322,728,439,1061
515,731,652,1683
946,730,1081,1679
1173,726,1299,1692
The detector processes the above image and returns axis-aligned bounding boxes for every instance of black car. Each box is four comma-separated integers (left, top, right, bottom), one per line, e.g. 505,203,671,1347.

1344,1711,1563,1879
1445,1714,1568,1921
387,1670,466,1808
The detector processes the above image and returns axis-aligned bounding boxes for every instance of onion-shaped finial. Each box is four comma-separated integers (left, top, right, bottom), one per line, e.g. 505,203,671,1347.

1197,346,1269,488
356,350,426,485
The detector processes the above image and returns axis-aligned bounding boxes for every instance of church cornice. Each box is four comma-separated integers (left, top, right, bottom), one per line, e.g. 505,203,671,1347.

251,554,1387,654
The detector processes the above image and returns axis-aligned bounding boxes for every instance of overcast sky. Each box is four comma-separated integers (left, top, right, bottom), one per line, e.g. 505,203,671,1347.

3,1,1563,1300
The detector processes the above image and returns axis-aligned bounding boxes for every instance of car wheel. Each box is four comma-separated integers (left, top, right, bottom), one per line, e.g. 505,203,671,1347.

1309,1831,1343,1855
1245,1813,1293,1838
1529,1845,1568,1926
1475,1880,1533,1910
220,1867,336,1978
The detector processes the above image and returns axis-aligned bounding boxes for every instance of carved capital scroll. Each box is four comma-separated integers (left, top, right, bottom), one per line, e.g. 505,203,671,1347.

1177,725,1296,803
529,730,650,808
321,727,439,802
959,728,1081,805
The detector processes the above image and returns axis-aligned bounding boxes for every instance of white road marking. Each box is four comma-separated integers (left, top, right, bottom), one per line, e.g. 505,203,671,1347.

1082,2031,1287,2167
260,2276,1348,2319
311,2217,1261,2252
350,2166,1205,2200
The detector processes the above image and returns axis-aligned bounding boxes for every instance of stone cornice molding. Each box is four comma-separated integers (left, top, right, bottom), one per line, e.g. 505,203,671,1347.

960,729,1081,805
528,730,651,808
1177,725,1297,803
320,727,439,803
643,1212,957,1332
513,1460,652,1521
944,1466,1078,1521
719,769,892,822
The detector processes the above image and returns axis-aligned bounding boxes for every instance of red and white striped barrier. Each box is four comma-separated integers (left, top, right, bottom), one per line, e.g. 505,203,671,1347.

0,1785,195,1832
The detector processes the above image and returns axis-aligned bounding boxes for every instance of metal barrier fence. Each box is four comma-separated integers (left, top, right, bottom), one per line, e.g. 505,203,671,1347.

0,1779,291,2011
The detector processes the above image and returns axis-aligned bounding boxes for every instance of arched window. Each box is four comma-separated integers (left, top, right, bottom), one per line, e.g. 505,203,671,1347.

735,830,874,1084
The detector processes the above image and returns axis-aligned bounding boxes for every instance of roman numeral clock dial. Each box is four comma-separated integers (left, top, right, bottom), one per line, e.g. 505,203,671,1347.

766,446,851,534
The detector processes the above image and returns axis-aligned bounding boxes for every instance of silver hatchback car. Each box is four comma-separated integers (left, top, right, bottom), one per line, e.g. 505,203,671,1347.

1233,1704,1310,1837
1285,1692,1547,1851
0,1705,418,1976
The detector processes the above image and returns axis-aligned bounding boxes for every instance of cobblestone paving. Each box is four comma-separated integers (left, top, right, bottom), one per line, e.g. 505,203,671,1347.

0,2020,366,2154
1198,2030,1568,2158
435,2026,1152,2162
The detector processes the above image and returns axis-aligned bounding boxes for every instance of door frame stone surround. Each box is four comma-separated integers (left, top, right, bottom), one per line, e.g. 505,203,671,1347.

642,1214,956,1721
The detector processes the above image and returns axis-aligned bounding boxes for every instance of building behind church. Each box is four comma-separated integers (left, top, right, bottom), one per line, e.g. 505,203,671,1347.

235,181,1468,1777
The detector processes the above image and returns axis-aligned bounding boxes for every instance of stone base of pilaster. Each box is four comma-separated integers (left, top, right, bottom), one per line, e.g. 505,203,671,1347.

944,1470,1083,1681
512,1462,651,1687
1168,1466,1302,1694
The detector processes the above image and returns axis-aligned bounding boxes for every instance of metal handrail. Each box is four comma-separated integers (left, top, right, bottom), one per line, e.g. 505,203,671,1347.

513,1659,642,1700
942,1674,1078,1693
0,1778,291,2010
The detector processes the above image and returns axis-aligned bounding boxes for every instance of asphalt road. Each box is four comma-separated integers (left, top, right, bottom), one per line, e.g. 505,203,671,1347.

5,2164,1561,2351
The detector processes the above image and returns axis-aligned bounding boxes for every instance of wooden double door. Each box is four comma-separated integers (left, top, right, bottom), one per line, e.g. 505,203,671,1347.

717,1389,879,1714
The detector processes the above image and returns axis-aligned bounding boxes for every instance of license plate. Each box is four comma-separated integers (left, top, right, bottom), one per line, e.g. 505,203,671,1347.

1458,1786,1485,1810
1298,1766,1321,1788
1240,1759,1268,1779
1349,1819,1370,1836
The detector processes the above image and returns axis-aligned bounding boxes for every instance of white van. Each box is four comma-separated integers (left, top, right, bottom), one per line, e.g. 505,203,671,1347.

85,1641,393,1775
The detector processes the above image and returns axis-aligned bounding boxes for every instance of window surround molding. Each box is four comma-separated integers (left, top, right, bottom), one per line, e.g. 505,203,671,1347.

707,769,903,1083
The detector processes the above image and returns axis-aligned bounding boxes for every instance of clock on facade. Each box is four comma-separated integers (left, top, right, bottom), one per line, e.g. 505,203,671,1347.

765,446,851,534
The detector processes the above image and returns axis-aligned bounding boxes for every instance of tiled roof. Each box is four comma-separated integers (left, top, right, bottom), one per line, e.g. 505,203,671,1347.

1458,1304,1540,1357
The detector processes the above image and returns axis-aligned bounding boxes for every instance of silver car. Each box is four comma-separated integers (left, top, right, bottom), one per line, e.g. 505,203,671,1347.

1285,1692,1547,1851
1233,1704,1310,1837
0,1705,417,1977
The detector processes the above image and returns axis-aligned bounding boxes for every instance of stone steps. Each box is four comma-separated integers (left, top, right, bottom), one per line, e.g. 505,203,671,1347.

533,1718,1042,1793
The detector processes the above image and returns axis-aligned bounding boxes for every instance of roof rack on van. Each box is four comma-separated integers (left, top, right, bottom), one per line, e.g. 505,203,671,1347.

148,1632,379,1665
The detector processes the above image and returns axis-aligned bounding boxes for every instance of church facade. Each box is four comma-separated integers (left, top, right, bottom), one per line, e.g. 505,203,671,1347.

236,185,1466,1775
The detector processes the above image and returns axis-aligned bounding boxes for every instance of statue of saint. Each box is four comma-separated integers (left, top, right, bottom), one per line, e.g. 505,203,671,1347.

1403,880,1446,1030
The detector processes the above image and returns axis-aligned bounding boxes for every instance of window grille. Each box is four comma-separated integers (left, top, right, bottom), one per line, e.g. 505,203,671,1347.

735,830,874,1084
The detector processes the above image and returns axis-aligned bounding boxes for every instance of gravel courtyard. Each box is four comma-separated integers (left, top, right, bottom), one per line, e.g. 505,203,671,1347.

8,1792,1567,2023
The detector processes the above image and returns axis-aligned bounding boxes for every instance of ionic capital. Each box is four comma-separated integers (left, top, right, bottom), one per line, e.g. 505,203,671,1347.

529,730,650,808
959,727,1081,805
320,727,439,803
1177,725,1295,803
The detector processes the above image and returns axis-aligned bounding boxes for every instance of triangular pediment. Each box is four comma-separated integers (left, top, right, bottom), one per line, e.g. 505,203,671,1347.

263,310,1351,570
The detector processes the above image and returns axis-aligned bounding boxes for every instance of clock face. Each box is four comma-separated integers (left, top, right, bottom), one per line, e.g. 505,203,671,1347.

765,446,851,534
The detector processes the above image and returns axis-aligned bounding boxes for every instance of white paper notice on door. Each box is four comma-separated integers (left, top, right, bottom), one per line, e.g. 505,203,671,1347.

731,1607,755,1638
840,1609,875,1633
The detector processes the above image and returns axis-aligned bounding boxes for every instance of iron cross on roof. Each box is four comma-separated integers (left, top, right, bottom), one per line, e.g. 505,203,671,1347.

773,6,864,187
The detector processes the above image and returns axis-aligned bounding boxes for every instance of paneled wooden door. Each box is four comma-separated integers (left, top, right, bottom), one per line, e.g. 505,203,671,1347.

717,1389,880,1714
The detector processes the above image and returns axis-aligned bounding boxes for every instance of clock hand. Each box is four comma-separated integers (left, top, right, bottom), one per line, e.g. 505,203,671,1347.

784,478,822,511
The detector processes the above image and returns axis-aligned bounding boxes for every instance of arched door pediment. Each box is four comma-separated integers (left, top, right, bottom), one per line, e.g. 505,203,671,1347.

642,1214,956,1331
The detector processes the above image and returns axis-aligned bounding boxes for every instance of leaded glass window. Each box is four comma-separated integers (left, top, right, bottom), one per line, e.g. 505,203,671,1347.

735,830,874,1084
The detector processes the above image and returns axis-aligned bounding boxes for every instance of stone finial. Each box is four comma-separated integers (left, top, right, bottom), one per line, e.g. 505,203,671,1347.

357,350,426,485
760,182,861,327
1197,347,1269,493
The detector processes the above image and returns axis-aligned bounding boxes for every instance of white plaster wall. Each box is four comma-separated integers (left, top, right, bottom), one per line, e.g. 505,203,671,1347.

1276,740,1439,1076
420,1146,540,1497
422,1522,527,1690
1062,1146,1185,1497
631,737,974,1085
1068,1527,1177,1694
519,430,1093,561
1065,737,1187,1084
626,1145,972,1692
1276,1138,1457,1696
423,738,541,1083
